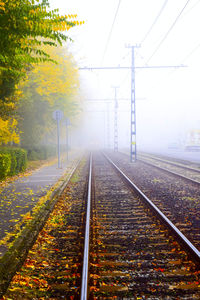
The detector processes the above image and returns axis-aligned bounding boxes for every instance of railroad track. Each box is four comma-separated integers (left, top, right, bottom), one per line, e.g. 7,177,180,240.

138,152,200,184
85,153,200,299
5,153,200,299
139,152,200,170
4,159,89,299
115,151,200,251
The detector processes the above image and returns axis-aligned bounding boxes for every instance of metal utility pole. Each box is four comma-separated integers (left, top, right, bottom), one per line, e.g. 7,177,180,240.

53,109,63,168
106,102,111,148
103,111,106,148
131,46,136,162
84,99,112,149
126,45,140,162
65,118,70,161
57,117,61,167
112,87,119,151
79,57,185,162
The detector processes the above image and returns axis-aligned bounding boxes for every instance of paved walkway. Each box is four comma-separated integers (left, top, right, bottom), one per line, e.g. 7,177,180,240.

0,152,80,249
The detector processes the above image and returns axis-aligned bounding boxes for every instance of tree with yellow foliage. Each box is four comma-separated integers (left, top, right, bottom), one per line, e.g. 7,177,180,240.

0,0,83,145
0,0,79,96
18,45,81,150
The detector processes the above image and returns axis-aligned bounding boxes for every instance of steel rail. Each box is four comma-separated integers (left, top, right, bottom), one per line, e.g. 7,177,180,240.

138,158,200,185
103,152,200,264
139,153,200,174
81,154,92,300
120,149,200,185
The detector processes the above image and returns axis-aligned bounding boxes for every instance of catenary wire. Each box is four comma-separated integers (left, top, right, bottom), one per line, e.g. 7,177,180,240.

180,42,200,63
119,0,198,69
145,0,192,64
140,0,169,46
182,0,200,17
101,0,122,65
166,41,200,78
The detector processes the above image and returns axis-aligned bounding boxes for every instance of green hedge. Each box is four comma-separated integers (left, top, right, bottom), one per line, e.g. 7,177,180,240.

12,148,27,173
0,147,27,179
26,145,56,161
0,153,11,180
6,150,17,176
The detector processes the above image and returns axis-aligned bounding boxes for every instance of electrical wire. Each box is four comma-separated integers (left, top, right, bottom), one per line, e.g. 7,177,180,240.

144,39,200,93
101,0,122,65
166,42,200,78
145,0,192,64
181,42,200,62
182,0,200,17
119,0,168,69
140,0,169,46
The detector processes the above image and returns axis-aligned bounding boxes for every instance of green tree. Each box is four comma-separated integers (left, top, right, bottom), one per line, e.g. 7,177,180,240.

0,0,82,144
0,0,77,100
18,45,81,149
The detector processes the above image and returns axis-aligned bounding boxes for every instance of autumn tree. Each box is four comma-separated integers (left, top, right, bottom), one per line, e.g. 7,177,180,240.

18,45,81,150
0,0,78,99
0,0,82,145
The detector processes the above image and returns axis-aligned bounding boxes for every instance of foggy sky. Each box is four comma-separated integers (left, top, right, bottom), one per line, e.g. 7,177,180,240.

49,0,200,150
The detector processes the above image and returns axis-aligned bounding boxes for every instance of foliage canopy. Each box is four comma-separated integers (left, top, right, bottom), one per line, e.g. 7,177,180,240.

0,0,79,99
0,0,83,146
18,45,81,149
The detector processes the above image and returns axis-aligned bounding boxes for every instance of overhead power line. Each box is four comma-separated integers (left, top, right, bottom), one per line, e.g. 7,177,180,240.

79,65,185,70
181,42,200,63
114,0,168,68
145,0,191,64
182,0,200,17
101,0,122,65
140,0,169,46
80,47,185,162
166,42,200,78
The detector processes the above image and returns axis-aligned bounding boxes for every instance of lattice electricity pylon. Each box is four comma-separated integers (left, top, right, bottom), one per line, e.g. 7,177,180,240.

113,87,119,152
106,102,111,148
79,54,185,162
130,46,137,162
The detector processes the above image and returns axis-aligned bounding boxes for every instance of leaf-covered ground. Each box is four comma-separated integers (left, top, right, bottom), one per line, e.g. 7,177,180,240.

0,156,76,256
3,160,87,299
2,153,200,299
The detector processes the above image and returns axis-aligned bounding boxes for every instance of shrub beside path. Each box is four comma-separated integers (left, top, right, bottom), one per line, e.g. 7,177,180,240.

0,151,80,256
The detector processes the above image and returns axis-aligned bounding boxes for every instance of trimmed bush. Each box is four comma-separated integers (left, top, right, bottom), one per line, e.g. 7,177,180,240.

0,147,27,179
13,148,27,172
27,150,39,161
7,150,17,176
27,145,56,161
0,153,11,180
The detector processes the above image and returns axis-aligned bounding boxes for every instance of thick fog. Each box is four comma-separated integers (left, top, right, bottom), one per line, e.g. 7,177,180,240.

50,0,200,155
